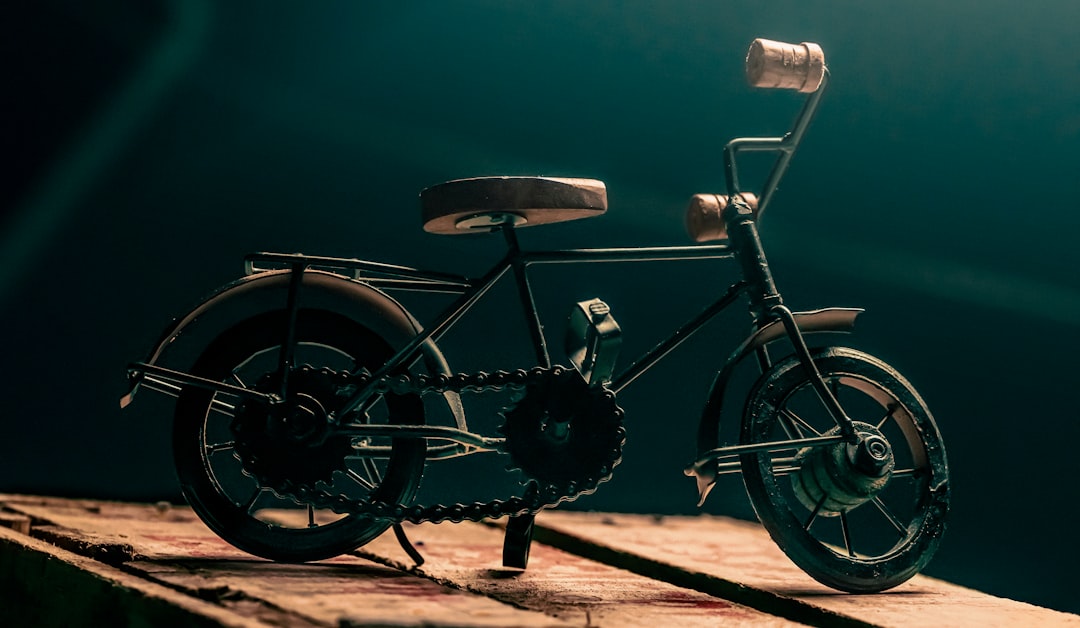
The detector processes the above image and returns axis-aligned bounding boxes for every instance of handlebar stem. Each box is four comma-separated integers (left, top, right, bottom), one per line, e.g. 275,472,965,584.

723,69,830,219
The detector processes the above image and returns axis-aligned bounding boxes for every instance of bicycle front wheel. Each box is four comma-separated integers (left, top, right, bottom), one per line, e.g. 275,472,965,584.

740,346,948,592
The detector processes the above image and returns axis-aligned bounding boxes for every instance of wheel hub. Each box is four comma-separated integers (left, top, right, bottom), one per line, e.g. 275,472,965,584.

791,421,895,516
231,366,353,489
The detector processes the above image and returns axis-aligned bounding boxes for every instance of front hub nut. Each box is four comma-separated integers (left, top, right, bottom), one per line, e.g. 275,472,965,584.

792,422,896,516
851,434,892,476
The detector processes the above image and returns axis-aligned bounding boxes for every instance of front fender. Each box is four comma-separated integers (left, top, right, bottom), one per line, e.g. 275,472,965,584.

122,269,452,407
689,307,862,502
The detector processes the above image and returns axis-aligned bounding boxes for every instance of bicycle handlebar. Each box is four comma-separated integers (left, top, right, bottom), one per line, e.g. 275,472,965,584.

709,39,829,223
745,38,825,93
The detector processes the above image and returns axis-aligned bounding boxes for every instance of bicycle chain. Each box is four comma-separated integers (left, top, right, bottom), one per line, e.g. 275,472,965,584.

264,366,625,525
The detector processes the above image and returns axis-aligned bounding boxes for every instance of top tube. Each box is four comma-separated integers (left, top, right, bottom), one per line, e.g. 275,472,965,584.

522,244,733,265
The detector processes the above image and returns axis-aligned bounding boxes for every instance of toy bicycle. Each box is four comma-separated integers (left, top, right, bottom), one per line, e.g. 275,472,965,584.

122,39,948,593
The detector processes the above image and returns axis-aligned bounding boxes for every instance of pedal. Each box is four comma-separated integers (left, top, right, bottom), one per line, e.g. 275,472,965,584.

565,298,621,386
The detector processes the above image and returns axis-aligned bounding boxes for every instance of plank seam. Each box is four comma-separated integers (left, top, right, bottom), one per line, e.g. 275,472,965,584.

523,521,879,628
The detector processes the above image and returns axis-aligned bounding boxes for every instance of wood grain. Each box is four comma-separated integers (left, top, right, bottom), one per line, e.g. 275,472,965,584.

533,511,1080,628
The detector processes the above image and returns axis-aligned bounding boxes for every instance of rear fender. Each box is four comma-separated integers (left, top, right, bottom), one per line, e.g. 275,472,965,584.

122,270,458,420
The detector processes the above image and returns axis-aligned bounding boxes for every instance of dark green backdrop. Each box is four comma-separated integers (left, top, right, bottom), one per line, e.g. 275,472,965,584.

5,0,1078,614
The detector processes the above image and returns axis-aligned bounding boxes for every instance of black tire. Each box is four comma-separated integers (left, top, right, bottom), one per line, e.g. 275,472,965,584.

740,347,949,592
173,308,425,562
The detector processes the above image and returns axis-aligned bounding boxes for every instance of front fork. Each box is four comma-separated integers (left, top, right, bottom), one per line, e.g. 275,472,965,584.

726,196,857,441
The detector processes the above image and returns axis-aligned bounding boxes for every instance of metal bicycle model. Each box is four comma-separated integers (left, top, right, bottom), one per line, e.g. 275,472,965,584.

122,38,948,593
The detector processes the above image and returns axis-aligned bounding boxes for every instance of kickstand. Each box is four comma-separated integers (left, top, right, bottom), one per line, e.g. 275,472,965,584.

502,513,536,569
392,523,425,567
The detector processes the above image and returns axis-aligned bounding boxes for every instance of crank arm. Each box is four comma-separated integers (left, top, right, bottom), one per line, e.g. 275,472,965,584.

712,455,800,477
350,441,485,461
684,433,844,478
685,433,843,507
337,423,504,451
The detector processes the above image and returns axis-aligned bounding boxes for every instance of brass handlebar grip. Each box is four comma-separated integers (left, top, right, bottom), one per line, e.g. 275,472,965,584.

745,38,825,93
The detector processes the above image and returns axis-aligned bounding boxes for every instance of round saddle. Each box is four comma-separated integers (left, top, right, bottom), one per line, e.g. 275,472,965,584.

420,176,607,235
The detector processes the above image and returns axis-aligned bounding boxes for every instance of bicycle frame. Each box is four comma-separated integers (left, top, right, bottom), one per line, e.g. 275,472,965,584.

234,69,842,445
129,68,855,467
239,237,738,453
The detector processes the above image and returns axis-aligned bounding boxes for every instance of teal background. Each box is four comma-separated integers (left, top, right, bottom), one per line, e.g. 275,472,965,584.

4,0,1079,613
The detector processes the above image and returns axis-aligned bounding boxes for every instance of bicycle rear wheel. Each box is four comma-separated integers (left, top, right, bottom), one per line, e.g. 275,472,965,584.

740,346,949,592
173,308,425,562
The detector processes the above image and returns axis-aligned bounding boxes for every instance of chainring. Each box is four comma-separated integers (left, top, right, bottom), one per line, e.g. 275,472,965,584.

231,365,354,489
501,366,626,486
259,365,626,525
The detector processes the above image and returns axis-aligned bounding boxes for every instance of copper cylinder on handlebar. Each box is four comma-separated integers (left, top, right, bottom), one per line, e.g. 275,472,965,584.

685,193,759,243
745,39,825,93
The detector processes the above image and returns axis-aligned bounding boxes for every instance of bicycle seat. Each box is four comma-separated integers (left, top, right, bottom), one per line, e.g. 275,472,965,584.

420,176,607,235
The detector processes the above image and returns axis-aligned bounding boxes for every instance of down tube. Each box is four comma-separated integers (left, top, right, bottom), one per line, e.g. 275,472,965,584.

610,281,748,393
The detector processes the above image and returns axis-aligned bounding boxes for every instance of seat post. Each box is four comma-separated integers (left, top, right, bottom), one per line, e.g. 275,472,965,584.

501,221,522,254
502,223,550,367
498,219,544,570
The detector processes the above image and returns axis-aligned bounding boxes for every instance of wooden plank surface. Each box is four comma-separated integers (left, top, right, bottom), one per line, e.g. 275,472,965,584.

2,495,799,627
532,511,1080,628
0,525,262,627
0,495,567,627
3,495,1076,627
357,519,801,627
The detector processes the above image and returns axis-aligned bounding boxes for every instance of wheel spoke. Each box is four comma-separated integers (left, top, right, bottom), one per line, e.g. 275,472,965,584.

361,457,383,485
871,497,908,537
780,408,822,437
209,397,237,418
840,512,855,557
241,486,264,513
229,372,247,388
307,504,316,528
875,404,897,430
345,467,377,491
777,414,796,439
804,493,827,531
778,408,805,438
205,440,236,454
891,468,918,477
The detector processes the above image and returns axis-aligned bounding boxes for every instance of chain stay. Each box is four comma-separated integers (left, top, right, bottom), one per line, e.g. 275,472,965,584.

265,366,624,525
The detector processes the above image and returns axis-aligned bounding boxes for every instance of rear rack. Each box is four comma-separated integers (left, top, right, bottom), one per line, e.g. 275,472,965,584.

244,252,472,294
